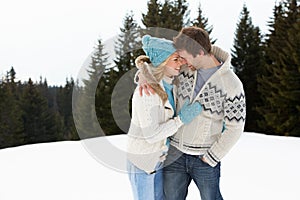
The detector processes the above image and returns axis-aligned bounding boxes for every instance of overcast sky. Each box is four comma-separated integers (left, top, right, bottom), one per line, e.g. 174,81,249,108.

0,0,276,86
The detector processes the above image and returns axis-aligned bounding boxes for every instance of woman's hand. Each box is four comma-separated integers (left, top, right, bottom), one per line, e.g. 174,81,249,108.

137,72,155,96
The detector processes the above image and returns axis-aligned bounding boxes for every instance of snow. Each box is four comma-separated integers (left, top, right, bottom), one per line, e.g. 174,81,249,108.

0,132,299,200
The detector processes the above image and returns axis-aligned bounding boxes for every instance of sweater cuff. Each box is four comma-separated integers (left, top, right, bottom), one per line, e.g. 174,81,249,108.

203,150,219,167
174,116,184,128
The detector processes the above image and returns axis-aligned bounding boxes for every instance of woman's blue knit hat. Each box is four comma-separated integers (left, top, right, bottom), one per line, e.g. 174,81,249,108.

142,35,176,67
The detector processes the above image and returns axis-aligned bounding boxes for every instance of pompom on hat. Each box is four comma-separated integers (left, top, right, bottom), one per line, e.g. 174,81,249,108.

142,35,176,68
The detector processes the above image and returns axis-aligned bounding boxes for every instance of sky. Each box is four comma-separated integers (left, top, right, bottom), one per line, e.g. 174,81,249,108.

0,132,299,199
0,0,277,86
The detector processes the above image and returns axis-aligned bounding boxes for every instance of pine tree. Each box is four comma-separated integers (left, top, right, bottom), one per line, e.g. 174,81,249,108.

257,0,300,136
160,0,188,31
282,0,300,136
105,12,142,135
38,77,64,140
142,0,162,28
192,2,216,44
231,4,265,132
114,11,142,74
56,78,78,140
142,0,189,39
21,78,59,144
74,38,110,138
0,67,24,148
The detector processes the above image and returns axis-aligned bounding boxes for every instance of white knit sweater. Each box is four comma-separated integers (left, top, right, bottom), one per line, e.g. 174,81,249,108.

127,78,183,173
170,46,246,167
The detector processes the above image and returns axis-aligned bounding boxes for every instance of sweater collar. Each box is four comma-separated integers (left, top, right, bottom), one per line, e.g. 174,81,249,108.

162,76,174,90
163,75,174,84
211,46,231,72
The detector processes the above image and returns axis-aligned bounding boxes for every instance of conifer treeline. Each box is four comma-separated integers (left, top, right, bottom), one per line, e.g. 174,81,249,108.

0,68,79,149
0,0,299,149
231,0,299,136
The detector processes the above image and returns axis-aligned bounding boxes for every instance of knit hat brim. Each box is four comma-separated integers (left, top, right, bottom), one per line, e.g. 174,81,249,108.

142,35,176,67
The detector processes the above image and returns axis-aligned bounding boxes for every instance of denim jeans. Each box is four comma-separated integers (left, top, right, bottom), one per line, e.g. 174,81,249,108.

127,161,163,200
163,145,223,200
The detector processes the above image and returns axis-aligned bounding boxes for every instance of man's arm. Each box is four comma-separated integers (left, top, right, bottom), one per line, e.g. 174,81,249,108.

203,92,246,167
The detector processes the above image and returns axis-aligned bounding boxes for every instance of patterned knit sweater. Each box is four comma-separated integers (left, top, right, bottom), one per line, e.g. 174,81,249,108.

170,46,246,167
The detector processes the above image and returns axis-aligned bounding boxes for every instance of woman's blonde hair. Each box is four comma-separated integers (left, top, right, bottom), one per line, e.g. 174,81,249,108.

135,55,172,104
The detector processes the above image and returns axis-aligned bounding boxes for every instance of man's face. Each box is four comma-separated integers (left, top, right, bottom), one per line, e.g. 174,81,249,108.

177,49,201,70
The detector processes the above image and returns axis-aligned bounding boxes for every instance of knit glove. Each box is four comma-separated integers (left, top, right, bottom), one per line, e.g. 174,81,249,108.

178,100,202,124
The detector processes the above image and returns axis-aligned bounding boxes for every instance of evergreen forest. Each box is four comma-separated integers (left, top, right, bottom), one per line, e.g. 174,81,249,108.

0,0,299,149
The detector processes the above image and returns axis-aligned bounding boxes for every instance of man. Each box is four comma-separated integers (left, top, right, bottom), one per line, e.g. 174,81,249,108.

162,27,246,200
137,27,246,199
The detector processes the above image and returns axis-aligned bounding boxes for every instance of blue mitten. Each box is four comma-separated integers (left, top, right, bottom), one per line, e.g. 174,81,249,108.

178,100,202,124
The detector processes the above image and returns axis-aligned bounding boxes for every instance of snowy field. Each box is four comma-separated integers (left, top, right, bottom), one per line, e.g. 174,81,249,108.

0,132,299,200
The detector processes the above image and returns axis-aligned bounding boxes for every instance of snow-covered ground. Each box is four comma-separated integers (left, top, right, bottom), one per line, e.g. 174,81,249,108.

0,132,299,200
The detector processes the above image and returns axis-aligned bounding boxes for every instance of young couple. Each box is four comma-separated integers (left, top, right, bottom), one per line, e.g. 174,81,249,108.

127,26,246,200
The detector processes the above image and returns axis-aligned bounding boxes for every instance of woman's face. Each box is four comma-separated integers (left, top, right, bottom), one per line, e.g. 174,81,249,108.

164,53,185,77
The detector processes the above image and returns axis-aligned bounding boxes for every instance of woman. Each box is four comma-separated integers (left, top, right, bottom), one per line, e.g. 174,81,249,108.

127,35,202,200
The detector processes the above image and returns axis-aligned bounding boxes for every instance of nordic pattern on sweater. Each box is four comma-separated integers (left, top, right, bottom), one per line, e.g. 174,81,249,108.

177,65,245,122
170,45,246,167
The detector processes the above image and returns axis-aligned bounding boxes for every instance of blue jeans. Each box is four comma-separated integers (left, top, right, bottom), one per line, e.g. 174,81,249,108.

127,161,164,200
163,145,223,200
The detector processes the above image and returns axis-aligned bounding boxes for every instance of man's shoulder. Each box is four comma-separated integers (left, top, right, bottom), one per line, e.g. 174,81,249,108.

222,69,243,87
211,69,244,97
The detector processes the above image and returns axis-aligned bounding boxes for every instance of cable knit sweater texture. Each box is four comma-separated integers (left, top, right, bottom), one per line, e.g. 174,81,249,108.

170,46,246,167
127,77,183,173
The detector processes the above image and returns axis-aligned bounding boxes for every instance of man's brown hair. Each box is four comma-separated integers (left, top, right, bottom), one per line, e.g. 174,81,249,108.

173,26,212,57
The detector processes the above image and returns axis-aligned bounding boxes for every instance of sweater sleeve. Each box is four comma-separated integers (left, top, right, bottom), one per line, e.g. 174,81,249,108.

135,92,183,144
203,89,246,167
